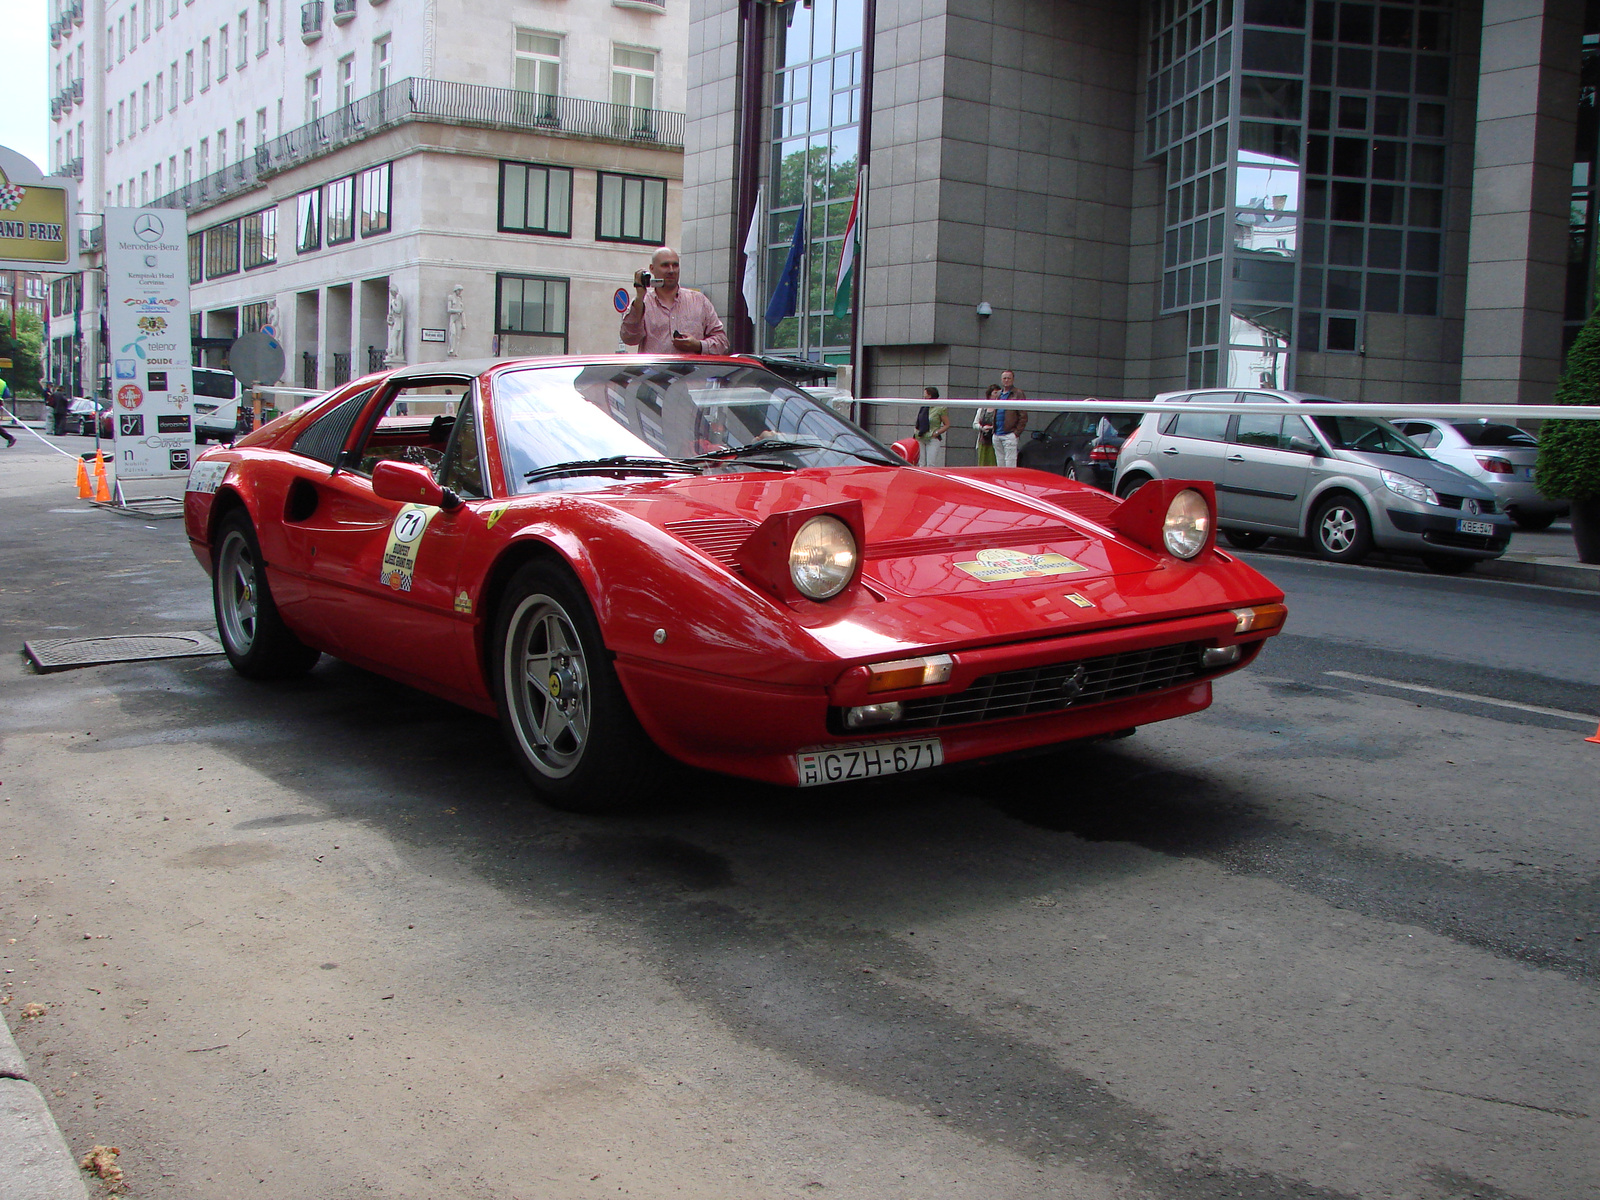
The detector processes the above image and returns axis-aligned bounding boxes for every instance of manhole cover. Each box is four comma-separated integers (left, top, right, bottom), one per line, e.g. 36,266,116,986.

24,631,225,674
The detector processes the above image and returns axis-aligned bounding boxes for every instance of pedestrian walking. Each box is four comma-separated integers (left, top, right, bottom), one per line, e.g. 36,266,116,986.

0,378,17,447
994,369,1027,468
46,387,69,436
915,386,949,467
973,384,1000,466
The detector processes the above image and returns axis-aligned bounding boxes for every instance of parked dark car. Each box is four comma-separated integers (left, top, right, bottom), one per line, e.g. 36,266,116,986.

65,396,112,439
1018,409,1141,490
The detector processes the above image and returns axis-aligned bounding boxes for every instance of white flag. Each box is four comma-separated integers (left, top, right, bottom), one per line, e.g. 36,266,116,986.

741,186,763,330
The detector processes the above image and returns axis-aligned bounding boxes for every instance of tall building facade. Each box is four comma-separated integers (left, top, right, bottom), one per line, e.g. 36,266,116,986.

46,0,687,399
684,0,1592,414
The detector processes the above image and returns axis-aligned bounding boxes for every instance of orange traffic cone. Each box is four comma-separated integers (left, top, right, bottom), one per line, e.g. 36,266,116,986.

75,457,92,498
93,451,111,503
1586,722,1600,745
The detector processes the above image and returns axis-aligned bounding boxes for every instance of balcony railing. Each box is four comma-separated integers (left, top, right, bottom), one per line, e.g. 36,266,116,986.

71,78,83,103
150,77,685,212
69,1,83,26
302,1,324,40
79,221,102,253
49,19,62,46
333,0,357,22
63,156,83,179
50,97,62,119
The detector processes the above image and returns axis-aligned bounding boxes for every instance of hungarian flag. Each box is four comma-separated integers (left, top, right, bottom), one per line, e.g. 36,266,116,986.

831,175,860,320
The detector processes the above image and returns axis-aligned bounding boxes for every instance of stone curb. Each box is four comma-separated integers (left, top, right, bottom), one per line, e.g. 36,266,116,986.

0,1014,90,1200
1475,552,1600,592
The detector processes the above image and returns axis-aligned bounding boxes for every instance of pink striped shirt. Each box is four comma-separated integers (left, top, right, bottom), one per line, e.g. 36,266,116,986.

619,287,729,355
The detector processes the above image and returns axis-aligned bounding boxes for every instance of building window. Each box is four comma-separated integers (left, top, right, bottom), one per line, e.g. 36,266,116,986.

515,31,561,96
373,36,391,92
143,0,151,39
170,62,178,109
155,0,164,30
612,45,656,112
259,0,270,53
118,15,125,60
497,273,569,341
325,175,355,244
117,100,125,143
242,206,277,269
183,147,192,184
218,27,229,79
296,188,321,253
500,162,572,236
217,127,227,165
141,83,150,129
188,232,203,283
204,220,241,278
306,71,322,122
238,12,248,67
256,108,268,147
338,55,355,108
201,37,211,90
129,90,139,137
359,162,391,236
154,163,162,195
185,50,194,100
597,172,666,244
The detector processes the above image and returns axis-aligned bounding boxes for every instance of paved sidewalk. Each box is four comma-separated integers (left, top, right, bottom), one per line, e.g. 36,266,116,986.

1,1014,89,1200
1478,520,1600,591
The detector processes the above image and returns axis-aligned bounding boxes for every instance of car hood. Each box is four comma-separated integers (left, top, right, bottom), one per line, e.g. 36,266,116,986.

589,466,1282,658
1335,451,1495,498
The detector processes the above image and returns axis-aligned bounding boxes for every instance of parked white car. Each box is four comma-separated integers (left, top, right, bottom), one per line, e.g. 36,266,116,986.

1391,418,1567,531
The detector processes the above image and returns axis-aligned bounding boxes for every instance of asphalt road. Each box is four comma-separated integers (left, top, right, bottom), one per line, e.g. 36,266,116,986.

2,437,1597,1200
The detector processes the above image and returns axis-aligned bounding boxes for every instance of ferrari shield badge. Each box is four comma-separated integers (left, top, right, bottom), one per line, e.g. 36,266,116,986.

955,547,1087,582
381,504,433,592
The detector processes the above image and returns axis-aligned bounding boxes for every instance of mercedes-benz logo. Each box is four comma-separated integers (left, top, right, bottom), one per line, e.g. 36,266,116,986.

133,214,164,242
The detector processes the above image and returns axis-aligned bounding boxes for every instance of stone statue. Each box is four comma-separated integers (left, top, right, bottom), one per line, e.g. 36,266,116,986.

385,283,406,367
445,284,465,358
264,297,279,335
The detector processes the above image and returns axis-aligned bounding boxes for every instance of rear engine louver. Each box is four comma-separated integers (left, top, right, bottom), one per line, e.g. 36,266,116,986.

666,518,758,569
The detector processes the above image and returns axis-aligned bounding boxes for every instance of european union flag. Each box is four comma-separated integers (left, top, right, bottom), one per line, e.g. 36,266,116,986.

764,208,806,328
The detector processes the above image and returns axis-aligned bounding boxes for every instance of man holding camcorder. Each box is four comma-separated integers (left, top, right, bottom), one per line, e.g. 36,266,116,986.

619,246,729,356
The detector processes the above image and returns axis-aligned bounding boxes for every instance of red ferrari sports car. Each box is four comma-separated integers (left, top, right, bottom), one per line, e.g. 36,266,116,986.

183,355,1286,811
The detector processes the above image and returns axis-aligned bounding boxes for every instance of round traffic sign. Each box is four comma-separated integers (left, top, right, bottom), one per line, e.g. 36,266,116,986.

229,331,287,388
613,288,630,313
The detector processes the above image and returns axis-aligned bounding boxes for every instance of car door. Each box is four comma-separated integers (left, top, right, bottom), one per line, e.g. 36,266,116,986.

1221,412,1314,531
279,379,477,690
1155,391,1238,487
1020,412,1080,475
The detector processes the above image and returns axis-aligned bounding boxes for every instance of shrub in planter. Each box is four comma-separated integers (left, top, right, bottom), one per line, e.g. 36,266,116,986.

1537,303,1600,562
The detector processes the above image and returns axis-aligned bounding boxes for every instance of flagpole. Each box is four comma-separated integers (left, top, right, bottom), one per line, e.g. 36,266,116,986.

800,184,810,362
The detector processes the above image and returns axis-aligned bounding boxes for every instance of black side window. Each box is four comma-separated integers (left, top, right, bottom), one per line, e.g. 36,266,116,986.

291,389,375,466
437,395,486,499
1171,411,1231,441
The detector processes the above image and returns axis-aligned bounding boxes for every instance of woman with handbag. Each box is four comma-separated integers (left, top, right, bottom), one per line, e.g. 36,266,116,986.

973,384,1000,466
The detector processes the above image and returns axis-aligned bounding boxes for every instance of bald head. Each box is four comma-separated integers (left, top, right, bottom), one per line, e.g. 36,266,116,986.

650,246,682,292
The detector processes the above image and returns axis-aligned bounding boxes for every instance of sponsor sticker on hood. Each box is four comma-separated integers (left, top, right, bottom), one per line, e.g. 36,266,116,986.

954,547,1088,582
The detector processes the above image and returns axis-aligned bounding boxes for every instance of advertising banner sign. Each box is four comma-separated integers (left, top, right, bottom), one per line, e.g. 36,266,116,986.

103,209,194,480
0,146,75,270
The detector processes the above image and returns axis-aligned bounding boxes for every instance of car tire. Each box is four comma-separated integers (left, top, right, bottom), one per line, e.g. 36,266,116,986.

1310,493,1373,563
1510,510,1556,532
1115,472,1151,500
1421,554,1476,575
1223,529,1270,550
1063,462,1080,483
212,511,322,679
492,559,673,813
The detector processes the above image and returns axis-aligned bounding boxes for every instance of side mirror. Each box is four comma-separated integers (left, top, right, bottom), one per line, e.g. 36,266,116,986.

372,460,460,510
1287,436,1320,456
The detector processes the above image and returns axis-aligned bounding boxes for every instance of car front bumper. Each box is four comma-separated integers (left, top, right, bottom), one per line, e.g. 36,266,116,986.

1381,507,1513,558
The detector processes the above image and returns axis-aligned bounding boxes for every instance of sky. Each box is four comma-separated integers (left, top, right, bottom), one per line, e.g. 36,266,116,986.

0,0,49,171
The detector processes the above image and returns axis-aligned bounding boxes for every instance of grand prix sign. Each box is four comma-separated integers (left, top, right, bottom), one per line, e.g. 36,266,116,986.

103,209,195,480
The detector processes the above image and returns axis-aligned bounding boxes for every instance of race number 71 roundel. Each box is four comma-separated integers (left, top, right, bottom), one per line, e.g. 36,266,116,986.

380,504,433,592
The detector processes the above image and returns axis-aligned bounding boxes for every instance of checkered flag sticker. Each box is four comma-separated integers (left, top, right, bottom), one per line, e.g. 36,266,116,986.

0,182,25,211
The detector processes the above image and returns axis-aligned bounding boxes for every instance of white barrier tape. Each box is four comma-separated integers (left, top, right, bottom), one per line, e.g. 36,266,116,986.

846,397,1600,421
851,400,1600,422
0,404,87,460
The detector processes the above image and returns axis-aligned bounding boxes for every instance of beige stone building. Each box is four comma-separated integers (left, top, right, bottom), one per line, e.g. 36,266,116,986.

47,0,687,396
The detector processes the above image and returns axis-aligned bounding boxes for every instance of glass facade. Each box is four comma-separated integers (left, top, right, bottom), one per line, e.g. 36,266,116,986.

763,0,864,361
1147,0,1450,387
1567,15,1600,355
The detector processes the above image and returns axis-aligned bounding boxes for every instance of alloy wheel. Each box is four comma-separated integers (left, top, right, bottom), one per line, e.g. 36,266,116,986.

504,594,591,778
216,530,259,656
1318,505,1358,554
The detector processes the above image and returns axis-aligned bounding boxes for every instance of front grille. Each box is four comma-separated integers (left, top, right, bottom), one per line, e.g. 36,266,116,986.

1436,493,1496,514
881,640,1210,730
1422,530,1505,550
666,518,757,569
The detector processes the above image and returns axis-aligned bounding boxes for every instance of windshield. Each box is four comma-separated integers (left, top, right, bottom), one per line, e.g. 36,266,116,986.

1312,415,1426,458
494,361,897,493
1452,421,1537,448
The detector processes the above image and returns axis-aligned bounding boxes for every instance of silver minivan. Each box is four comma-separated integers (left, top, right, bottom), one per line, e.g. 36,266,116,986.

1114,389,1512,574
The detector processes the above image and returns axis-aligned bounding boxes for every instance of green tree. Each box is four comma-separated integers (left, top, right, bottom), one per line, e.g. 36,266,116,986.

1536,304,1600,501
0,308,44,397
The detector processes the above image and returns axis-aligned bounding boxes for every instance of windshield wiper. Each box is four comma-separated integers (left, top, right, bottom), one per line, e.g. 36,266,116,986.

524,455,703,484
684,439,898,467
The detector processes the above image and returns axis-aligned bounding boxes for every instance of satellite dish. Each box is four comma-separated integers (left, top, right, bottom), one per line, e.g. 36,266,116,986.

228,331,286,389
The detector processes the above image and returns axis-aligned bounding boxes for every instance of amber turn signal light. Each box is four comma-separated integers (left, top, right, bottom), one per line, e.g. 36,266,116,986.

1231,603,1288,634
865,654,954,693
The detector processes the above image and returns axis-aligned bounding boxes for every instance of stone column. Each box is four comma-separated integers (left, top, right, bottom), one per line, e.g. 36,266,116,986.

1460,0,1583,405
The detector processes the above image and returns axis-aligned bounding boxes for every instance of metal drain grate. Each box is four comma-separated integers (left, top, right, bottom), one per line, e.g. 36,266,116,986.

24,631,224,673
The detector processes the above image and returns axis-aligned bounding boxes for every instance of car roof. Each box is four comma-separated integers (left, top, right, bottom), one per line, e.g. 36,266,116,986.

379,354,776,384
